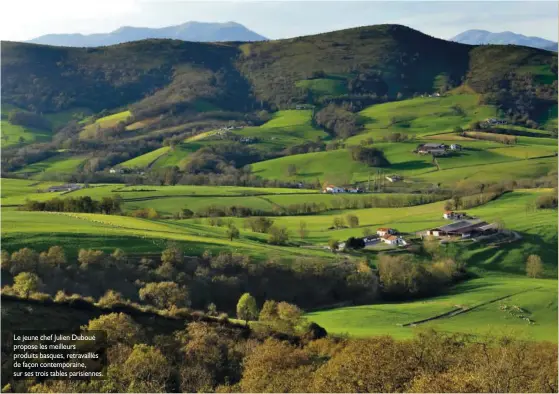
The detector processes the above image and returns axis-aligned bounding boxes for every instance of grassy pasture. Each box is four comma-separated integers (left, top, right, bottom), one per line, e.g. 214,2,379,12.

307,275,557,342
1,120,50,147
0,209,335,261
120,147,171,168
233,110,329,152
352,94,497,140
251,138,556,185
14,154,89,177
80,110,131,139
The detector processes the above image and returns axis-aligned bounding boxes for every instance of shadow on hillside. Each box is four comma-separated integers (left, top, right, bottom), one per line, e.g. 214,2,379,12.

464,231,558,277
390,160,434,171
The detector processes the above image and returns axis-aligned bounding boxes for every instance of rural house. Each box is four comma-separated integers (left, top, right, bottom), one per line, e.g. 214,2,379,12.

416,143,447,155
443,211,467,220
381,234,407,246
323,185,345,194
377,227,396,237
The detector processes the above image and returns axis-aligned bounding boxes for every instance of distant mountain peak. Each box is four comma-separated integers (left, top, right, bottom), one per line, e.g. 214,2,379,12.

27,21,267,47
451,29,557,52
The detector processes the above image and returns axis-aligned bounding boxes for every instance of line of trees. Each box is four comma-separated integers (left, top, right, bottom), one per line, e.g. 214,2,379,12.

20,196,122,214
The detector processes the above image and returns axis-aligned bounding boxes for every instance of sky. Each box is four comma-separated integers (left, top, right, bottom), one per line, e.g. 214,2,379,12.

0,0,557,42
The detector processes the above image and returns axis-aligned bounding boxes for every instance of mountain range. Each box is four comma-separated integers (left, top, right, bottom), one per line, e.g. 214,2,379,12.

26,21,267,47
451,29,558,52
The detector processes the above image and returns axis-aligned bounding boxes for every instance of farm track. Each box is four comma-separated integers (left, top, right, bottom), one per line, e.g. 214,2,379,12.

401,286,542,327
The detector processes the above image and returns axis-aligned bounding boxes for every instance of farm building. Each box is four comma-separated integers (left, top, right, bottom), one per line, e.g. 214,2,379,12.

381,234,407,246
426,219,495,238
443,211,467,220
377,227,396,237
416,143,447,155
47,184,82,193
450,144,462,151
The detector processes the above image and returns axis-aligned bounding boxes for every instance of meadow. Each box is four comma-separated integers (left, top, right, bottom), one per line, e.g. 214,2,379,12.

15,154,89,178
307,274,557,342
1,178,557,342
79,110,132,139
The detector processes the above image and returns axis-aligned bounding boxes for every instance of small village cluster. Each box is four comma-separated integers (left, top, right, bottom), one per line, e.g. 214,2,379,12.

335,210,501,251
415,142,462,156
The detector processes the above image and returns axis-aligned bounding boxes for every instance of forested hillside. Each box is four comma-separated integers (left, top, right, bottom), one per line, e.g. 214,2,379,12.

2,24,557,118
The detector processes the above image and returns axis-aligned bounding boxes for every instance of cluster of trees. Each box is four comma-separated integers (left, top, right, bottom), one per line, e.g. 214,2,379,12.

20,196,122,214
7,110,51,130
444,190,507,211
0,244,382,314
5,312,556,393
313,104,363,139
348,145,390,166
377,252,466,300
535,193,558,209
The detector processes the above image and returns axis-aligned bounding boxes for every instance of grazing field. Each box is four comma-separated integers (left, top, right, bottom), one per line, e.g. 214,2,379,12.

252,138,556,185
2,177,557,343
0,179,318,205
419,156,557,185
14,154,88,177
0,209,335,261
252,148,371,182
1,120,50,147
233,110,329,152
80,110,131,139
119,146,171,168
353,93,497,140
307,274,557,342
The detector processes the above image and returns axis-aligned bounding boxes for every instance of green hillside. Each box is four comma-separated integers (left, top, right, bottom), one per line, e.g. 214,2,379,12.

0,120,50,147
15,154,88,177
308,275,557,342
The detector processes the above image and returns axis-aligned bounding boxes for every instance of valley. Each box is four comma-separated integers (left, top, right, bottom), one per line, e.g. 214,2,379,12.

0,21,557,393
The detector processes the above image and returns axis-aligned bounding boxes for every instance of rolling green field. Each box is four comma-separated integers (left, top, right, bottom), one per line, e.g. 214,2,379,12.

1,120,51,147
1,176,557,342
80,110,132,139
307,275,557,342
252,140,557,185
233,110,329,152
15,154,89,177
352,93,497,140
119,147,171,168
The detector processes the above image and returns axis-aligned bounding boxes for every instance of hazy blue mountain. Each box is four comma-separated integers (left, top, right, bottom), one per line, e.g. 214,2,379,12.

451,29,557,52
27,21,267,47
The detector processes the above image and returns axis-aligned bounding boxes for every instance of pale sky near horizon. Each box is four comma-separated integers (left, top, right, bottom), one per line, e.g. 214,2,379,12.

0,0,557,42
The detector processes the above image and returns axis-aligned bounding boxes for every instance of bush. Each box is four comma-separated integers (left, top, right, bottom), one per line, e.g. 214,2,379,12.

268,226,289,245
535,194,558,209
348,145,389,166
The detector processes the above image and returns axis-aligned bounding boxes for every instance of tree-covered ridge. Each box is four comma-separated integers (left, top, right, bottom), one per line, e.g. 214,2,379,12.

2,24,557,120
